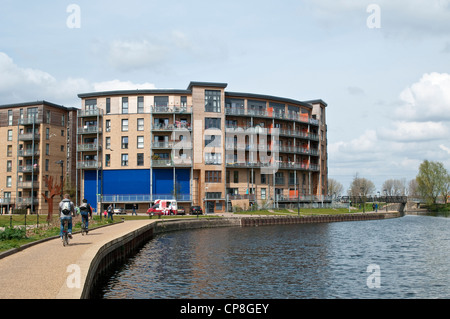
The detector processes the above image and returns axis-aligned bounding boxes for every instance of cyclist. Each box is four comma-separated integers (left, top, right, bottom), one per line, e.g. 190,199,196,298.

79,198,92,233
59,194,75,240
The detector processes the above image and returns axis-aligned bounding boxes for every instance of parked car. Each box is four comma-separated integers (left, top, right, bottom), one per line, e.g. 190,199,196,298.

177,207,186,215
190,206,203,215
113,208,125,214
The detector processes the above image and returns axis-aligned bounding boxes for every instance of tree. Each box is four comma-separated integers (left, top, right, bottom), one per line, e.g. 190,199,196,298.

41,176,63,222
408,178,419,198
348,173,375,197
416,160,449,205
328,178,344,198
382,178,407,196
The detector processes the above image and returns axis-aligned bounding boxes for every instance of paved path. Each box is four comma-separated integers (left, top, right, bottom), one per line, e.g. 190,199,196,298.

0,219,156,299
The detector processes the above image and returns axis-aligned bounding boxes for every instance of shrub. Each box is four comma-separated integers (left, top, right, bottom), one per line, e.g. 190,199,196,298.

0,227,27,240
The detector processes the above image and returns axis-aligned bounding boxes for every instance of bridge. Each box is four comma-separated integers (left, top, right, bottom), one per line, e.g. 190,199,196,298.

338,196,408,204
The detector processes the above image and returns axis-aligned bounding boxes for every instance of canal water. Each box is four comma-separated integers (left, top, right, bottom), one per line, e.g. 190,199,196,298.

99,215,450,299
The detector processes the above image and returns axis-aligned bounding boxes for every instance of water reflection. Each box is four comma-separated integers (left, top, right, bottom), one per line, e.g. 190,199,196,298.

101,215,450,299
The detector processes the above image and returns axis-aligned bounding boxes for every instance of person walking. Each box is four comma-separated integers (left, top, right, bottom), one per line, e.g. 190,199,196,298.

107,204,113,221
132,203,137,216
79,198,92,233
59,194,75,240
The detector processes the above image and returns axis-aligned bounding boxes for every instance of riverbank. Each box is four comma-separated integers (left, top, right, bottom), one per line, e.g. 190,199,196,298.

0,211,401,299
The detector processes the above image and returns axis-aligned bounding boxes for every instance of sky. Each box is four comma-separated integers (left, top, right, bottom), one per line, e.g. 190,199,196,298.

1,0,450,193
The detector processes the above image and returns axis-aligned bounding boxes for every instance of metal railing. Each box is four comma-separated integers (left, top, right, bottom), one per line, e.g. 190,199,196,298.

225,108,319,125
100,194,193,203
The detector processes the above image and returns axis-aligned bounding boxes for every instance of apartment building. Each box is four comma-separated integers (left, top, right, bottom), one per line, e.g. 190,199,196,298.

0,101,77,214
76,81,328,214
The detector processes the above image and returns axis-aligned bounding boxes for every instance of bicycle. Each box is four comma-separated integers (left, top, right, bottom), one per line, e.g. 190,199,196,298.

81,215,88,236
62,219,70,246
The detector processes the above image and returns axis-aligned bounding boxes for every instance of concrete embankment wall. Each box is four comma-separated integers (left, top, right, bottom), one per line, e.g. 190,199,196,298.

240,212,400,226
83,213,399,298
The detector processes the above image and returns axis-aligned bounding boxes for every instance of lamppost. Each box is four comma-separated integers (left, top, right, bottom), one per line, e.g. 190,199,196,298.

384,189,387,212
56,160,64,199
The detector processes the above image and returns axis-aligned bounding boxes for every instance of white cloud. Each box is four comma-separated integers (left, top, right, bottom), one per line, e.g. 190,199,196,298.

108,39,169,72
378,121,449,142
93,79,156,92
305,0,450,36
396,72,450,122
440,144,450,154
0,52,157,106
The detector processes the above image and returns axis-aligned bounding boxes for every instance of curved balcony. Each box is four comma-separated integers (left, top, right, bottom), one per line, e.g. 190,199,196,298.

225,108,319,126
150,105,192,114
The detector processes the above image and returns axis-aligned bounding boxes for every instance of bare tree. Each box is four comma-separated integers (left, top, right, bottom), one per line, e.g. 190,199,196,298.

328,178,344,198
408,178,419,198
348,173,375,197
382,178,407,196
41,176,63,222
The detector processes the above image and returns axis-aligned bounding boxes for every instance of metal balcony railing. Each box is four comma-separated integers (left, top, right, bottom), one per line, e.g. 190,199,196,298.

77,126,102,134
77,161,102,169
18,150,40,157
77,144,102,152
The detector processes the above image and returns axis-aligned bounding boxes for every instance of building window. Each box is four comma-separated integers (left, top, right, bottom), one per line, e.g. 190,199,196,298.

122,119,128,132
181,96,187,107
137,118,144,131
205,118,221,129
138,96,144,114
205,152,221,165
45,159,49,171
154,96,168,108
205,90,221,112
85,99,97,110
261,188,266,200
6,176,12,188
7,130,12,141
8,110,13,126
261,174,267,184
205,171,222,183
121,154,128,166
137,153,144,166
46,144,50,155
106,120,111,132
46,128,50,140
137,136,144,149
106,98,111,114
105,154,111,167
7,145,12,157
206,192,222,199
45,111,51,124
275,172,284,185
62,114,65,126
233,171,239,183
122,97,129,114
106,137,111,150
7,161,12,172
122,136,129,149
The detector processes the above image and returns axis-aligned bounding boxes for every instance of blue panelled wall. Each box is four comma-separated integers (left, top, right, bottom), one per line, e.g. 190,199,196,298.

84,169,191,210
